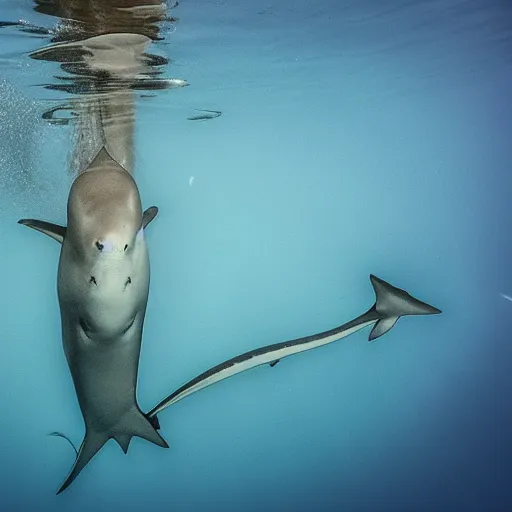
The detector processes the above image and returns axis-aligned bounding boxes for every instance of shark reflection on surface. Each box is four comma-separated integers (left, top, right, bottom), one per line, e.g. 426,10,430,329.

25,0,186,175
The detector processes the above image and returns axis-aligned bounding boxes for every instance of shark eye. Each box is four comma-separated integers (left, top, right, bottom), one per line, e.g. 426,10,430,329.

95,241,104,251
124,244,128,252
90,276,97,285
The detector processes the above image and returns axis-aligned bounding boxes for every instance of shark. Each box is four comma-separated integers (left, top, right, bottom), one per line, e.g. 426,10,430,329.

19,146,166,494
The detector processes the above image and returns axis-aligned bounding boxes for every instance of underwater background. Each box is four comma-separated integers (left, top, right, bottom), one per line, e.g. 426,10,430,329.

0,0,511,510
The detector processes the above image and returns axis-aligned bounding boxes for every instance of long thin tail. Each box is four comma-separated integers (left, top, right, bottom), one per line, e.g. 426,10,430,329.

367,274,441,341
146,275,441,423
57,407,168,494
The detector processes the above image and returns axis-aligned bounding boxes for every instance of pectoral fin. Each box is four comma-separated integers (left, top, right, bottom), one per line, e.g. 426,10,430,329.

18,219,66,243
142,206,158,229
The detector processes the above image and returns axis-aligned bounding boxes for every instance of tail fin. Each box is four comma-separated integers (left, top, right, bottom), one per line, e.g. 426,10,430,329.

113,406,169,454
56,431,109,495
57,407,168,494
368,274,441,341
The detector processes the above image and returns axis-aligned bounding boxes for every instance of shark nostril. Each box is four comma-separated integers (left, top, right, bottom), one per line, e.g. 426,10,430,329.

124,244,128,252
95,241,104,251
90,276,97,285
124,277,131,289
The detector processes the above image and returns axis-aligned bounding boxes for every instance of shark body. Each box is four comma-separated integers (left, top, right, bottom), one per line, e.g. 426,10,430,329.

19,147,165,494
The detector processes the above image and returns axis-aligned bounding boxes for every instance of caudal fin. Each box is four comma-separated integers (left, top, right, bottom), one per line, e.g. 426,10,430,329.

368,274,441,341
57,407,168,494
113,406,169,454
56,431,109,495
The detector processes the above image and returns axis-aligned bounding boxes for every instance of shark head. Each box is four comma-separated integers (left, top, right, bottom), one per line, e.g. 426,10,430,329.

18,148,159,342
69,224,149,341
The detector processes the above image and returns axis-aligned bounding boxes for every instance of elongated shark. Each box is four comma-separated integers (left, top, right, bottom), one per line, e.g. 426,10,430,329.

19,146,166,494
145,275,441,422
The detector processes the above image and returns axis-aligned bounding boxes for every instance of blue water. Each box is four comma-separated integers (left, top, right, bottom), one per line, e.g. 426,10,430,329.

0,0,511,510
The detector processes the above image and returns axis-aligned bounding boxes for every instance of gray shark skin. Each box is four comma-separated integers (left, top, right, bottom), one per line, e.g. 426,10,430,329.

18,146,165,494
146,275,441,421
